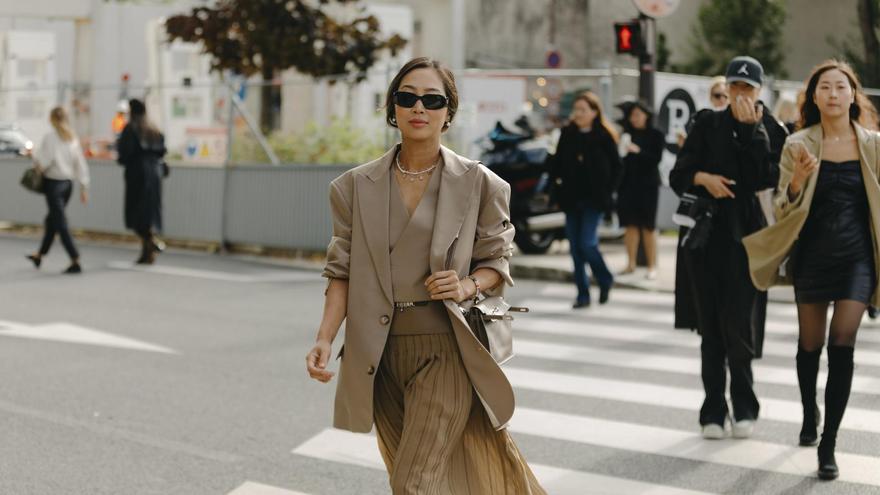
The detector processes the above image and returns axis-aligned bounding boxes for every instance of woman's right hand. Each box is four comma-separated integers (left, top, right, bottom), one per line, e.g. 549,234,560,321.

306,339,335,383
694,171,736,199
789,144,819,196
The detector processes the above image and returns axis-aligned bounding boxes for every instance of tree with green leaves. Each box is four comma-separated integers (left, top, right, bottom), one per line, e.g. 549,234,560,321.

678,0,787,78
830,0,880,89
165,0,406,132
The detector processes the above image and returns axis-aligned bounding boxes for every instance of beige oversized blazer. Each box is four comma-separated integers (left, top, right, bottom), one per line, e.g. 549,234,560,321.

743,123,880,306
322,144,517,433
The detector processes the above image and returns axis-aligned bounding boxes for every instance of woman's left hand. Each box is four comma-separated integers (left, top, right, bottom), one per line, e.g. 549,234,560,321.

426,270,472,303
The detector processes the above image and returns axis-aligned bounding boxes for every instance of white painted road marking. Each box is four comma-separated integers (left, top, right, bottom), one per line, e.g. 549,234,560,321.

227,482,310,495
514,338,880,395
510,407,880,487
0,320,177,354
506,366,880,434
108,261,319,283
293,428,717,495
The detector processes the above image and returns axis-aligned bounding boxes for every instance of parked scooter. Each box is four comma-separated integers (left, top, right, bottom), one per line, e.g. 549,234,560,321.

477,118,566,254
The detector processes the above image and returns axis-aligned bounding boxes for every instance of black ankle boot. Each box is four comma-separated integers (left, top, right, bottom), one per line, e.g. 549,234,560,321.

796,346,822,446
818,436,839,480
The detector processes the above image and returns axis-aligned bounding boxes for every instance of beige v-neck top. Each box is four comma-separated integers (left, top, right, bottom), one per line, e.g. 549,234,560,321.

388,166,452,335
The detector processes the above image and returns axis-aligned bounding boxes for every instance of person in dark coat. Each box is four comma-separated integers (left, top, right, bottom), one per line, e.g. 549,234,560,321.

549,91,622,308
117,98,167,265
670,56,777,441
617,101,665,279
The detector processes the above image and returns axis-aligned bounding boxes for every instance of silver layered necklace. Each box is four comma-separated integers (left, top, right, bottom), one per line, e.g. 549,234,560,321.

396,153,439,182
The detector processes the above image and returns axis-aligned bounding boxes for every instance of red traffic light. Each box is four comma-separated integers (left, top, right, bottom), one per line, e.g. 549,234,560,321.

614,20,642,55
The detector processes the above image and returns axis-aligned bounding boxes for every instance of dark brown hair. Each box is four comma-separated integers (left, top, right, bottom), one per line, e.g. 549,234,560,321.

573,92,619,143
128,98,162,141
796,59,878,131
384,57,458,131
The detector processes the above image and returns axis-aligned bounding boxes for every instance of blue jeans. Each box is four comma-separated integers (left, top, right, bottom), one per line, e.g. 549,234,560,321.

565,202,613,303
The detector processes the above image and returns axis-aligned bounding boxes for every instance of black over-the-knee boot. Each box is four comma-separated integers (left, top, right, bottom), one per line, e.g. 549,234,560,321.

796,346,822,446
818,345,855,481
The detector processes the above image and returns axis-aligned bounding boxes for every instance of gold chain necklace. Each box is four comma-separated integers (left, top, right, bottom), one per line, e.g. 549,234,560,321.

396,153,439,182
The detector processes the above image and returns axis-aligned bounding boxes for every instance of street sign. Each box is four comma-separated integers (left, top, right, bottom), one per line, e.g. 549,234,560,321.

546,50,562,68
632,0,680,18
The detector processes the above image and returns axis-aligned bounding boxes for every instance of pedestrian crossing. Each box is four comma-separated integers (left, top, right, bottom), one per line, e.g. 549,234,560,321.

289,284,880,494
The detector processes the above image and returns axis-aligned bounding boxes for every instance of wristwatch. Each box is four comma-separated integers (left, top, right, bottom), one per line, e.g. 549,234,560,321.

466,274,482,302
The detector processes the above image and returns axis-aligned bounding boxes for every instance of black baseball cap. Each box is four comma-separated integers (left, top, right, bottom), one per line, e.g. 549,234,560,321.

725,56,764,88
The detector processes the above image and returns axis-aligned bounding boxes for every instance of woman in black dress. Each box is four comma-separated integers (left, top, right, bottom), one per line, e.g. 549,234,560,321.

617,101,665,279
117,99,167,265
781,60,879,480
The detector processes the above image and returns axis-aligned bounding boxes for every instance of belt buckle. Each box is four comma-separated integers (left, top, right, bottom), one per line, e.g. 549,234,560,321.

395,301,416,312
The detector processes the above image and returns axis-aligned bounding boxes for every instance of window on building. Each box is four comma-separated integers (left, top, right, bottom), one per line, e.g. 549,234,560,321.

171,95,203,119
17,59,48,82
16,98,47,120
171,51,200,75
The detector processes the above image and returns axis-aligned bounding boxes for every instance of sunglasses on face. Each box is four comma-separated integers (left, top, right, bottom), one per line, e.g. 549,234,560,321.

393,91,448,110
711,93,728,100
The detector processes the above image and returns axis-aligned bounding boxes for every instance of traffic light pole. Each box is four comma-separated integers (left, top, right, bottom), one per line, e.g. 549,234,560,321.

637,13,655,109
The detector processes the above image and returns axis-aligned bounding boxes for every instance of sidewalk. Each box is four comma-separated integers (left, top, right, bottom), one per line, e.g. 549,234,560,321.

510,234,797,303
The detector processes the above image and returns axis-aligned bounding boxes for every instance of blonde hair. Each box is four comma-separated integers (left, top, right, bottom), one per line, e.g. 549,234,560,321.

50,107,75,142
773,97,798,124
709,76,727,93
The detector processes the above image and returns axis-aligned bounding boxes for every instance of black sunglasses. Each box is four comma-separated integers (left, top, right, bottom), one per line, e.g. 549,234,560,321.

711,92,728,99
393,91,448,110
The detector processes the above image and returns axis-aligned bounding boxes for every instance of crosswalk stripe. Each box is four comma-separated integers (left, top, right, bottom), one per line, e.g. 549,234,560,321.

516,316,880,367
107,261,318,283
292,428,717,495
513,339,880,395
226,482,310,495
510,407,880,487
505,366,880,434
517,298,880,345
540,285,803,319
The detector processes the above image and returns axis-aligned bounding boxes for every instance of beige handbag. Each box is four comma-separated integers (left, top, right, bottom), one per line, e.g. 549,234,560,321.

464,296,528,365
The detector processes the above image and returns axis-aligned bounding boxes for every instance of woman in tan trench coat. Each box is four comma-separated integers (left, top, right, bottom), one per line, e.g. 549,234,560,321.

743,60,880,481
305,57,545,495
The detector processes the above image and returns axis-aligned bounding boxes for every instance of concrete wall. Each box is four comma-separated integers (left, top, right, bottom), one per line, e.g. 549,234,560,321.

0,158,350,251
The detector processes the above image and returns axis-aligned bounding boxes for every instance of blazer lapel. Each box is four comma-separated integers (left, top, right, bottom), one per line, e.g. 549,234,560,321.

430,146,479,273
357,146,397,304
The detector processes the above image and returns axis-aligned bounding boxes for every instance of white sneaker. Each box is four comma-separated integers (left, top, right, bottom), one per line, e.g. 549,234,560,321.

732,419,754,439
645,269,658,280
701,423,725,440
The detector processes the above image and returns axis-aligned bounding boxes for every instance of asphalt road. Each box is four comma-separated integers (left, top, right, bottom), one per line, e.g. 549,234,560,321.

1,233,879,495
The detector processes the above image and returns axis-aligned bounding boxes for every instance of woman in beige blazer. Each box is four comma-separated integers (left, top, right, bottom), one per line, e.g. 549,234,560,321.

743,60,880,481
305,57,545,495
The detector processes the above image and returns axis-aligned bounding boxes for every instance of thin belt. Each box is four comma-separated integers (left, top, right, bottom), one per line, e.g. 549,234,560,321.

393,300,441,311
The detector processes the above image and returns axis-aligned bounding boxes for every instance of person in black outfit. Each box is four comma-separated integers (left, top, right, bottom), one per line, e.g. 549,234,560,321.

549,91,622,308
117,99,168,265
778,60,879,480
617,101,665,279
670,56,778,440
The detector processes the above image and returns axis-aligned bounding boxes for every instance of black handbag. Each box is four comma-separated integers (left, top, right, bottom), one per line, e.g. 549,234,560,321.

20,168,43,194
464,296,528,365
673,192,717,250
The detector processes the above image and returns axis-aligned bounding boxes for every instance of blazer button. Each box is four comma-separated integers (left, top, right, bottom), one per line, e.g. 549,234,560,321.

367,365,376,375
380,315,390,325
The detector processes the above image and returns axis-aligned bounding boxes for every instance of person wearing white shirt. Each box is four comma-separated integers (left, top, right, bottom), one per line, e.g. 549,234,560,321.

26,107,90,274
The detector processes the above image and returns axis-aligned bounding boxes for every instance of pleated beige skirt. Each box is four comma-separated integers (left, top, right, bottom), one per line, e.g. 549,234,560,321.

373,333,546,495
